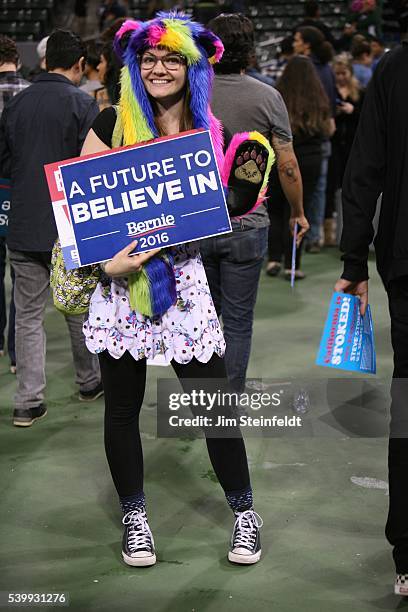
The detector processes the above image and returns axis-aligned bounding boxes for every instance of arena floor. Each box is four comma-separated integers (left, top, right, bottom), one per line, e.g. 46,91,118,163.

1,248,404,612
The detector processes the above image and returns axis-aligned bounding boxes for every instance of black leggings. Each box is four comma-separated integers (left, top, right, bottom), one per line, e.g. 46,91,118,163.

98,350,251,498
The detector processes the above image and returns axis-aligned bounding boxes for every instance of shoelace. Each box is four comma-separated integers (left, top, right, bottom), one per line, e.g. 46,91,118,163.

232,510,263,549
122,510,154,552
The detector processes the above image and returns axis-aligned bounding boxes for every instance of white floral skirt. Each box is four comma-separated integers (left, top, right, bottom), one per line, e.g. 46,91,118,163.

83,243,225,365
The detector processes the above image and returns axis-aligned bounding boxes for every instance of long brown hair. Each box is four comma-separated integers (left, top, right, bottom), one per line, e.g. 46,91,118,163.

277,55,331,137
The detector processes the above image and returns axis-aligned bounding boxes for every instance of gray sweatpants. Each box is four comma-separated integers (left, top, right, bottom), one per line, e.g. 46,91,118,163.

9,249,100,410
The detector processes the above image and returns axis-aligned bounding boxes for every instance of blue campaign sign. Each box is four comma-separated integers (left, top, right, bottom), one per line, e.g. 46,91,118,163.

0,178,11,237
316,292,376,374
59,130,231,267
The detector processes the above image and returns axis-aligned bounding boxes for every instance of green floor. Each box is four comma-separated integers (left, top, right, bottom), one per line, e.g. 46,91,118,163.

1,249,406,612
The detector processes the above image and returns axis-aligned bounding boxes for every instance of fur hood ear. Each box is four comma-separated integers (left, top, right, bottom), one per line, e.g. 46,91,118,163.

113,19,142,63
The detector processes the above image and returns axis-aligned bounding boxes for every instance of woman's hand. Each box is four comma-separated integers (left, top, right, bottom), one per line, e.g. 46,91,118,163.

339,102,355,115
104,241,161,277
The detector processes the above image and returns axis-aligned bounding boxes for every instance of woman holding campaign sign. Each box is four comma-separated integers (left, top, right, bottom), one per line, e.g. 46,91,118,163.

79,11,274,568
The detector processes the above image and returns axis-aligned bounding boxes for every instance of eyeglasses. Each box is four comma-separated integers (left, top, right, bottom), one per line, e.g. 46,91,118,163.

139,53,187,71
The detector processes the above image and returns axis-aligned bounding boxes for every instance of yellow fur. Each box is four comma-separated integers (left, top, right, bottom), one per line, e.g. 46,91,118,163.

161,19,201,64
248,131,276,197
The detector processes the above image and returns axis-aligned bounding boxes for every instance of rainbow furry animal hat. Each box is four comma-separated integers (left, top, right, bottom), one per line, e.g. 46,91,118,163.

113,11,224,166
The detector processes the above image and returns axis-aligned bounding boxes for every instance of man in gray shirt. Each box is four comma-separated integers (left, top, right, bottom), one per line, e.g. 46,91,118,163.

201,13,308,391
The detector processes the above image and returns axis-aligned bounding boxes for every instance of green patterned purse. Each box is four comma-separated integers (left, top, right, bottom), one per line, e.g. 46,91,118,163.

49,108,122,316
50,239,101,315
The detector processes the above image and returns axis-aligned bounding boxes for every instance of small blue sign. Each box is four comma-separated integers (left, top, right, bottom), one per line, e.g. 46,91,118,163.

0,178,11,237
316,292,376,374
59,130,231,267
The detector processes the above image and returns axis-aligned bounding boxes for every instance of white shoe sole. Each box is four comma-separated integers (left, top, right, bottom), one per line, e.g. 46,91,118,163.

78,390,104,402
228,549,261,564
13,409,48,427
122,551,157,567
395,584,408,596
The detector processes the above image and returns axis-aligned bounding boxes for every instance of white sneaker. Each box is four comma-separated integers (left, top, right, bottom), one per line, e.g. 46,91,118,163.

122,510,156,567
228,509,263,565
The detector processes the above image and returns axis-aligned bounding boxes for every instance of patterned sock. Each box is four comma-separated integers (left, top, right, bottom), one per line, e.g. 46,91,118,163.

120,491,146,515
225,486,253,513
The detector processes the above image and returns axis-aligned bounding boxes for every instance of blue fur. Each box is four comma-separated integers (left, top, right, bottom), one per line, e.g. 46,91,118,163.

189,20,204,37
188,44,212,130
145,256,177,316
127,22,150,53
156,10,188,20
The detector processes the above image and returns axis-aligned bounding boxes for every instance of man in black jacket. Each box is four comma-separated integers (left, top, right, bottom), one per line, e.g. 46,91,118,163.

334,41,408,596
0,30,102,427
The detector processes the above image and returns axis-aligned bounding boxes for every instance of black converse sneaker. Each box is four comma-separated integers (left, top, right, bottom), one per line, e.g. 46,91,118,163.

395,574,408,596
228,509,263,565
122,509,156,567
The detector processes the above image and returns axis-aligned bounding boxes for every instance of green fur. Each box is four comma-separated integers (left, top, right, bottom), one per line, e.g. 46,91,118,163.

128,269,153,317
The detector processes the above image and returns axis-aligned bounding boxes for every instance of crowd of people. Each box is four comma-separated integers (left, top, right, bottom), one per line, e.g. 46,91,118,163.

0,0,390,377
2,0,408,595
264,1,386,280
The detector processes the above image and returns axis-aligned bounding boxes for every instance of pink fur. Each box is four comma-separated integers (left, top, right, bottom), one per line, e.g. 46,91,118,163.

209,110,224,171
147,25,166,47
221,132,249,187
213,39,224,62
116,19,141,40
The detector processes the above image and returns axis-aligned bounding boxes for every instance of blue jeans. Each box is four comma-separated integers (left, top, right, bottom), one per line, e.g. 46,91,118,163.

0,237,16,364
307,149,330,244
200,226,268,392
